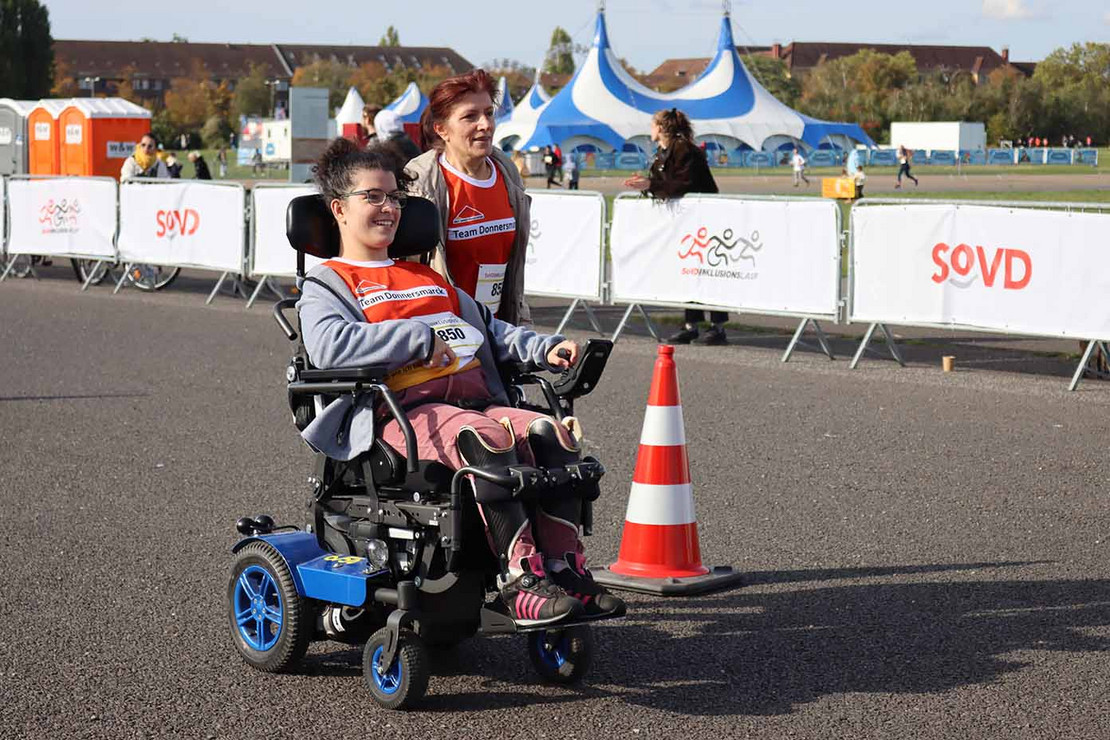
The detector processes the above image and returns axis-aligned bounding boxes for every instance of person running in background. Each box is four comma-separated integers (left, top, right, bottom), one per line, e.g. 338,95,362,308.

553,144,564,182
895,145,918,188
188,151,212,180
791,147,809,187
543,145,562,188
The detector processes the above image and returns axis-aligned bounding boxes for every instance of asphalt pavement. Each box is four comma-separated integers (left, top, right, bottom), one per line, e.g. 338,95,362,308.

2,270,1109,739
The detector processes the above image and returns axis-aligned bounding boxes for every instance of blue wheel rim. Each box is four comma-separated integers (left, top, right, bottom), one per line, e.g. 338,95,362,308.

233,565,283,651
534,631,568,669
371,645,403,694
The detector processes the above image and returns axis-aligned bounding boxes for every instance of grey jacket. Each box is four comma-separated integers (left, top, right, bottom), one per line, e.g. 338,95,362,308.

404,147,532,325
295,263,563,461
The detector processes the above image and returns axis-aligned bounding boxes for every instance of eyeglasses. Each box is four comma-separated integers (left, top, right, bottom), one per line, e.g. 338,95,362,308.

342,189,407,208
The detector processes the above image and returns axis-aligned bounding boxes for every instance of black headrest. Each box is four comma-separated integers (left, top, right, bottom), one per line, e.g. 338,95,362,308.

285,194,440,261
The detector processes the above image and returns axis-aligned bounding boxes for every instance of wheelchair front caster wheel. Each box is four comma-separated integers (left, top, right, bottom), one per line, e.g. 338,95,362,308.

363,627,430,710
527,625,593,684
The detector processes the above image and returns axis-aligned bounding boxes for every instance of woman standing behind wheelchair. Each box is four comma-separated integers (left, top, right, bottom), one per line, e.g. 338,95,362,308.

624,108,727,345
297,138,624,628
405,69,533,325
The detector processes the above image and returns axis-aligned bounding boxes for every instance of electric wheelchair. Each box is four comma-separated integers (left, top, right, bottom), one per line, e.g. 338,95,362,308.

227,193,619,710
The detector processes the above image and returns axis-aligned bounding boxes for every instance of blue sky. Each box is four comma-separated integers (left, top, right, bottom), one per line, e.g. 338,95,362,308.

44,0,1110,72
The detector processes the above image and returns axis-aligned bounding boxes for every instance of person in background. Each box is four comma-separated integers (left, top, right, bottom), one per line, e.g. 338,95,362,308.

120,133,169,180
624,108,725,346
543,145,562,189
564,152,579,190
853,165,867,198
791,146,810,187
165,151,183,179
553,144,564,182
895,144,918,189
372,109,421,164
361,104,382,146
406,68,533,325
179,133,188,150
251,147,264,176
216,146,228,178
188,151,212,180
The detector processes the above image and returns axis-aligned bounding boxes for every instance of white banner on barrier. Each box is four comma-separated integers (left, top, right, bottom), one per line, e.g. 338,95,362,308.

851,203,1110,340
523,191,604,300
610,195,840,317
6,177,117,259
118,181,245,272
250,185,322,278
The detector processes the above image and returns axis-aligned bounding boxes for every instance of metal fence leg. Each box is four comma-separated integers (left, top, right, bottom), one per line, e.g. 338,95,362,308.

636,304,661,340
244,278,268,309
814,321,835,359
79,261,103,291
1069,340,1098,391
581,301,604,335
782,317,810,363
206,272,230,305
849,323,878,369
555,298,581,335
113,264,132,294
611,304,637,343
0,257,15,282
879,323,906,366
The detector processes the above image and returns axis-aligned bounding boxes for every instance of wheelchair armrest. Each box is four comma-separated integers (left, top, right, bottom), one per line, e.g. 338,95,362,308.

298,364,391,382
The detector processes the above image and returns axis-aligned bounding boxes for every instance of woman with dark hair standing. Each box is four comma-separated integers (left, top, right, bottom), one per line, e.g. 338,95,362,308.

406,69,533,325
624,108,726,345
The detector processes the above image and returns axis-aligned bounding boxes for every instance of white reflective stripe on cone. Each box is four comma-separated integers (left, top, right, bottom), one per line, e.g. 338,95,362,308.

624,482,697,526
639,405,686,446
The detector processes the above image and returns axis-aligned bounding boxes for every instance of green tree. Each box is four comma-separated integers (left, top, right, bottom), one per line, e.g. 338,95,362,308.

0,0,54,99
743,55,800,108
291,58,353,112
234,62,273,119
378,25,400,47
544,27,575,76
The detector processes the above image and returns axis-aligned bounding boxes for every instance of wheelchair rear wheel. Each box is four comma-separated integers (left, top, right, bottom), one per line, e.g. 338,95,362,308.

126,263,181,291
527,625,593,684
363,627,430,710
227,541,313,673
70,258,117,286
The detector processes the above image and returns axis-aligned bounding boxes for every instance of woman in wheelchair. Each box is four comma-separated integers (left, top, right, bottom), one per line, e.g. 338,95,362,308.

297,138,624,627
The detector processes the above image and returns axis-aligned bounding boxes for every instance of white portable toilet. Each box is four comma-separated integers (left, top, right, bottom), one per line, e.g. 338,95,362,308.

0,99,39,176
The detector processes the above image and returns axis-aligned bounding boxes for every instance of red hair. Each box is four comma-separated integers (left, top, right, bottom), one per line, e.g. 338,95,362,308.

420,69,499,151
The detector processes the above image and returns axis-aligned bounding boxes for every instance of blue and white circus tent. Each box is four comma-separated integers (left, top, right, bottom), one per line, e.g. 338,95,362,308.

493,70,552,151
494,76,515,121
385,82,428,124
501,8,873,154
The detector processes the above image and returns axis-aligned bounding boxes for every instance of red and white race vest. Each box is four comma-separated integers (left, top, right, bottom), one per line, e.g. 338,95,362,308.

325,257,484,391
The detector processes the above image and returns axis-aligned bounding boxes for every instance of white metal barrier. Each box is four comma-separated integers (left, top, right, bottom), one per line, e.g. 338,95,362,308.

848,197,1110,389
247,183,320,308
523,189,607,334
609,193,842,358
0,175,118,285
117,179,247,300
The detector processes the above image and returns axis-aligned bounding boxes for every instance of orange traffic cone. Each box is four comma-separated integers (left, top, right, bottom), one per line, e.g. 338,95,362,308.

594,345,743,596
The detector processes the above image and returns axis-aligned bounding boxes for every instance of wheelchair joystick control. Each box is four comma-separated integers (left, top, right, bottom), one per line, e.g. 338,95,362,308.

556,348,572,361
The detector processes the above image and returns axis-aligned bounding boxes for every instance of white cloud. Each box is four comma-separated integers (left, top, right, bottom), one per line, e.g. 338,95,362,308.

982,0,1034,20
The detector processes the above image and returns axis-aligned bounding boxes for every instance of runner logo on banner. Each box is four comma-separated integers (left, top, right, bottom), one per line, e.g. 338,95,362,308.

676,225,764,278
39,199,81,235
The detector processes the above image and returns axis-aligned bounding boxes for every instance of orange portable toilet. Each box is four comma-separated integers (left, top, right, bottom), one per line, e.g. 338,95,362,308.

58,98,152,178
27,99,73,175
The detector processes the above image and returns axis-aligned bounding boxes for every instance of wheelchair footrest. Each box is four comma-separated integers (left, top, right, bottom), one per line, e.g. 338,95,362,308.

477,600,625,635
